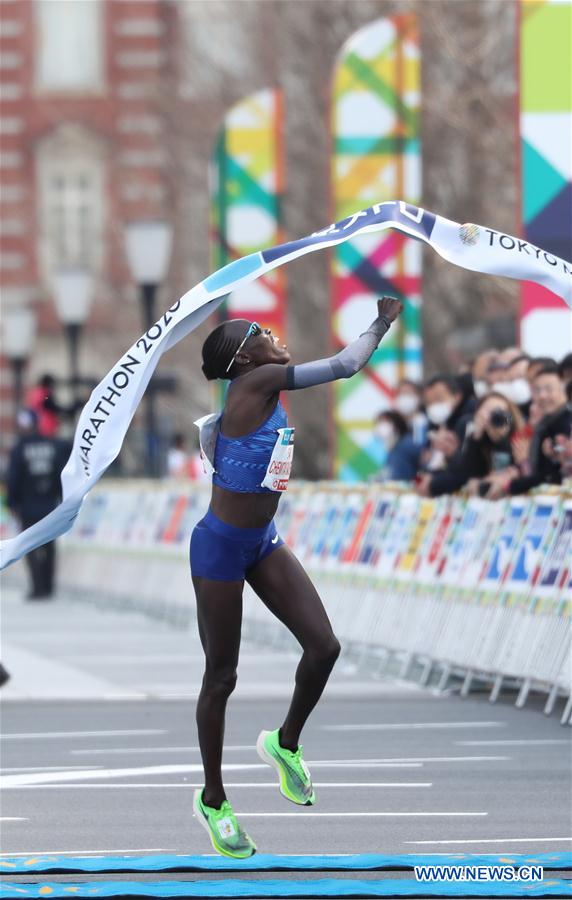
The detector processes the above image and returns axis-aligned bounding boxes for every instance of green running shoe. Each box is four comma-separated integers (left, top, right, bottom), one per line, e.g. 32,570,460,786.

193,788,256,859
256,728,316,806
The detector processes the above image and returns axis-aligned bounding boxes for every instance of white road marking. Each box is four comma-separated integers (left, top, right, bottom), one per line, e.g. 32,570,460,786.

1,766,103,773
60,652,287,663
101,693,147,701
0,730,167,740
1,764,216,787
456,739,571,746
0,762,422,787
5,781,433,790
0,848,172,856
236,812,488,817
72,750,468,765
63,654,195,664
139,684,409,699
0,817,28,821
308,757,508,764
70,745,254,756
323,722,505,731
405,837,572,845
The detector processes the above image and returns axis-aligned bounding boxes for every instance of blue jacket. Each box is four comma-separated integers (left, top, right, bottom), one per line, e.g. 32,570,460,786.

383,434,422,482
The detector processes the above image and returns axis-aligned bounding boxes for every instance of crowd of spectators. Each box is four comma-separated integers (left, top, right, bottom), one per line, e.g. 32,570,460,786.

373,350,572,498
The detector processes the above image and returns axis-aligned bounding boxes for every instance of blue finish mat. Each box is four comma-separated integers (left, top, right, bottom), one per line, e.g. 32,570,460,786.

0,877,570,898
1,853,570,874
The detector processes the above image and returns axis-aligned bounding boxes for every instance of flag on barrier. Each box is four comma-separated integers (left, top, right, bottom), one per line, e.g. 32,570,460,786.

396,498,435,574
414,497,453,584
504,497,559,595
482,499,528,589
439,500,498,592
376,494,418,576
356,494,395,570
537,501,572,600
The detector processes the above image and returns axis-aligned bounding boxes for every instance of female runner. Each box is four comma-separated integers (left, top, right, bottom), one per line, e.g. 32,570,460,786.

191,295,403,857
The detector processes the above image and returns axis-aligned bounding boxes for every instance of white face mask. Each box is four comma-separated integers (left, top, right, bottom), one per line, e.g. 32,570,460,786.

426,402,452,426
492,381,512,399
509,378,531,405
474,379,489,398
376,422,397,448
394,394,419,416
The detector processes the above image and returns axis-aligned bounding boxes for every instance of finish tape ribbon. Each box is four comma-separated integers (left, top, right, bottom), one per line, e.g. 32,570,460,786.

1,201,570,570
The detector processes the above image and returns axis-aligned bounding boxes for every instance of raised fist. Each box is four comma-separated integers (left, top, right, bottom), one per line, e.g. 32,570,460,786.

377,296,403,322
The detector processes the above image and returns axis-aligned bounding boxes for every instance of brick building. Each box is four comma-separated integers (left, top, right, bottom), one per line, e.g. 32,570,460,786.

0,0,180,471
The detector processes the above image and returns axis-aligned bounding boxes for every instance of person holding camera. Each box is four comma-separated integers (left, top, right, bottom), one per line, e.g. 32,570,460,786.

419,374,475,475
416,392,522,498
502,365,572,496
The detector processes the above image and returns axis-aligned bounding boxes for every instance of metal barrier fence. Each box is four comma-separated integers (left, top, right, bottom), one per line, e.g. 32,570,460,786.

25,479,571,724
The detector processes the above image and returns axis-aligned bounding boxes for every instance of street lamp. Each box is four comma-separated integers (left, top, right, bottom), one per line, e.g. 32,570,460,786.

124,220,173,477
52,268,93,404
1,304,36,423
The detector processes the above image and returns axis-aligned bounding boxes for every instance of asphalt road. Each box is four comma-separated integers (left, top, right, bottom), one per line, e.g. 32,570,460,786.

1,584,571,859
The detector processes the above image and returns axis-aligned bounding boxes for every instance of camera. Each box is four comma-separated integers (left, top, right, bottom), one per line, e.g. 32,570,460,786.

478,481,491,497
489,408,511,429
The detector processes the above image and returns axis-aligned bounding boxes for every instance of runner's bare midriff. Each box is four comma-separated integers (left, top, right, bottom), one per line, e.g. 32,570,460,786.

210,483,281,529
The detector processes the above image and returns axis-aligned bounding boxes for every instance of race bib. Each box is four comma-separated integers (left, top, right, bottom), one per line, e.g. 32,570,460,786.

261,427,295,492
194,413,221,476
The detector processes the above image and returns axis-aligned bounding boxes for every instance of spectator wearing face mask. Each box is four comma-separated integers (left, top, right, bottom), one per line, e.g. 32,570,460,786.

417,392,523,498
421,374,475,472
374,410,421,482
393,379,427,445
471,349,500,399
489,360,510,394
488,348,524,397
493,353,531,418
489,366,572,498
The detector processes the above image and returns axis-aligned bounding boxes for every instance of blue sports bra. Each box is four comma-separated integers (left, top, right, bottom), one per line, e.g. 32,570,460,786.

212,400,291,493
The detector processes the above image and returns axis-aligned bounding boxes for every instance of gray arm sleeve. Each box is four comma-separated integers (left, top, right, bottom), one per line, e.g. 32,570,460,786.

286,315,391,390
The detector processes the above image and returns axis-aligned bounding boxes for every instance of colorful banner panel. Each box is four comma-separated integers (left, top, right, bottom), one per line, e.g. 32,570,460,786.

331,15,421,480
63,484,570,699
68,484,570,605
210,88,286,402
519,0,572,357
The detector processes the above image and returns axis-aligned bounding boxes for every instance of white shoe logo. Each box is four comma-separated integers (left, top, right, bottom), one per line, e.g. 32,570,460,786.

217,817,236,838
271,535,279,544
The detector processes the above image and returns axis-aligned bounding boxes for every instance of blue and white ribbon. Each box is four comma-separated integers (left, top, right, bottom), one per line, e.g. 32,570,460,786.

1,201,570,570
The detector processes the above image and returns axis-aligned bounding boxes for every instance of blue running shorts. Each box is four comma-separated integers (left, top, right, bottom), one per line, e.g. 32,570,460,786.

190,508,285,582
